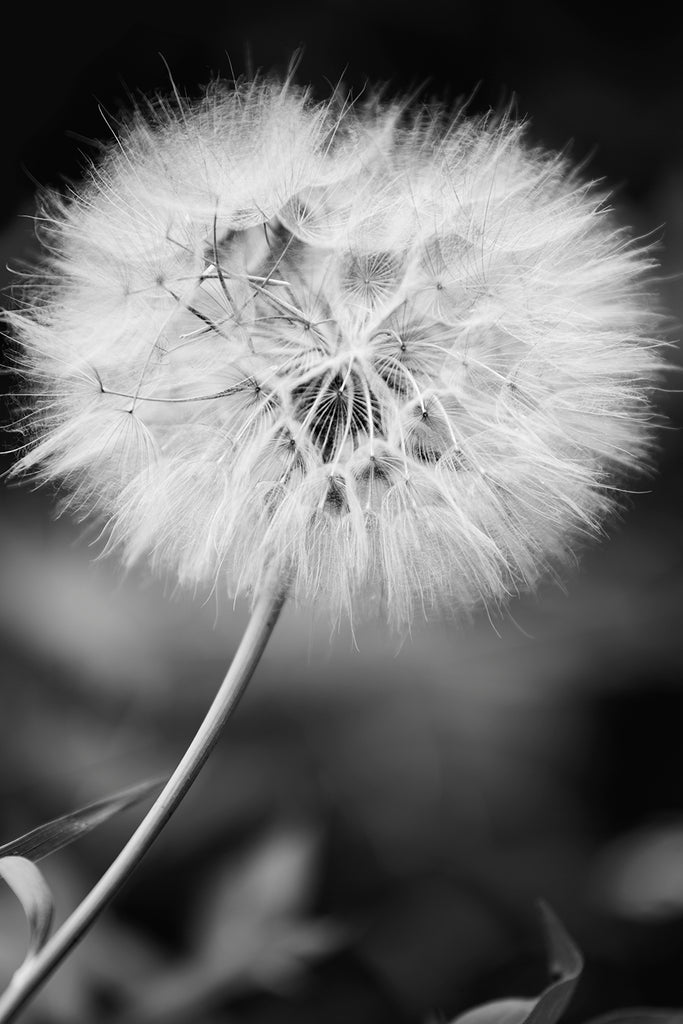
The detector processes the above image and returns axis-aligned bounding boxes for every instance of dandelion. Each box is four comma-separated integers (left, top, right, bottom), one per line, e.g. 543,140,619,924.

0,74,664,1020
8,77,663,627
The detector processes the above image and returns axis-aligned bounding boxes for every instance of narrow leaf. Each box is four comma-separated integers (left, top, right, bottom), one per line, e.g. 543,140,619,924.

0,855,54,961
537,901,583,980
0,777,165,862
451,903,583,1024
525,902,583,1024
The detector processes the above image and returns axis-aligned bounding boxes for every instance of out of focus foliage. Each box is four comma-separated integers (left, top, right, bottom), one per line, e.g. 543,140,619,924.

1,2,683,1022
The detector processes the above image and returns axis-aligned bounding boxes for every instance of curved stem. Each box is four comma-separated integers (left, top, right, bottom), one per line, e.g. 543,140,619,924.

0,583,288,1023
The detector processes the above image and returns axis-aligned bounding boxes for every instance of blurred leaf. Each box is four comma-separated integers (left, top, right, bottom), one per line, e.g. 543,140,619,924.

0,855,53,962
592,823,683,920
0,777,165,862
201,822,320,926
585,1013,683,1024
194,823,345,990
452,998,536,1024
452,903,583,1024
112,824,346,1024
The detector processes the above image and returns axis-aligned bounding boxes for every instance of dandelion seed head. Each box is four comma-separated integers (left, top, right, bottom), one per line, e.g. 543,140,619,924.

8,76,665,626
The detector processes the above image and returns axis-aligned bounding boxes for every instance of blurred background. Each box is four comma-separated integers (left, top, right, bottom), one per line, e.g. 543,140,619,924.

1,4,683,1021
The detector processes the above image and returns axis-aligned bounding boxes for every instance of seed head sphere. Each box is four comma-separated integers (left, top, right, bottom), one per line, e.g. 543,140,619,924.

10,78,663,625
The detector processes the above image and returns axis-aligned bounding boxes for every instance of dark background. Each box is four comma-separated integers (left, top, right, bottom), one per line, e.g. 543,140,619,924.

1,4,683,1022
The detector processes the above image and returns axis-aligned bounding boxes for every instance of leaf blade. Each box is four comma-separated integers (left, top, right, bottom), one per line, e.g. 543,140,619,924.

524,902,583,1024
450,903,583,1024
0,855,54,962
0,777,165,863
453,998,537,1024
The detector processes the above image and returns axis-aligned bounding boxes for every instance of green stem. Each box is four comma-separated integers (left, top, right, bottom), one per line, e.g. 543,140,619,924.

0,584,288,1023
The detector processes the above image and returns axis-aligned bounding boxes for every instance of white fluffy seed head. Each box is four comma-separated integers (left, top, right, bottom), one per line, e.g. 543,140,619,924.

7,76,665,627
